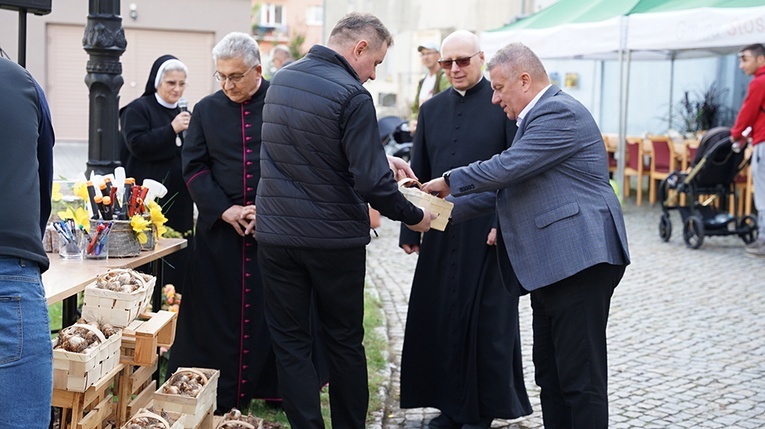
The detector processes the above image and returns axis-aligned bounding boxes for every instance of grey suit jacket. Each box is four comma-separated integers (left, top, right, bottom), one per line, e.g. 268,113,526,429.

448,85,630,291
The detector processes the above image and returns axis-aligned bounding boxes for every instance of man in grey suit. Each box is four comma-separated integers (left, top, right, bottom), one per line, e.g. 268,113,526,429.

424,43,630,428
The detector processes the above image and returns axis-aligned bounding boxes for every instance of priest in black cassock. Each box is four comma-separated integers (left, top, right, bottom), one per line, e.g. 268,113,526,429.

399,31,532,429
168,32,279,412
119,55,194,293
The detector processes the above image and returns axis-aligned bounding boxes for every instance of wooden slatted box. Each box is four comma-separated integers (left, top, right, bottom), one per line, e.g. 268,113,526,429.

398,178,454,231
122,407,186,429
153,368,219,429
81,269,156,327
53,324,123,393
120,310,178,366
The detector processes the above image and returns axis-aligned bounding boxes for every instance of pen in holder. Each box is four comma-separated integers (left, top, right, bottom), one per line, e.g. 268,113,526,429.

56,219,84,260
85,221,112,260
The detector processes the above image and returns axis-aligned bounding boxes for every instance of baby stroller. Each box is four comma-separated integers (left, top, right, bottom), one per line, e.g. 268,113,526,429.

658,126,758,249
378,116,413,162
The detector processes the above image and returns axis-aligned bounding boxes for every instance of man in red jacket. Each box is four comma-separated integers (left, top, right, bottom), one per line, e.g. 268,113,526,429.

731,43,765,256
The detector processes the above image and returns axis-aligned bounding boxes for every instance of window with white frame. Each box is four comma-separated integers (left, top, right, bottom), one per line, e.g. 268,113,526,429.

260,4,285,27
306,6,322,26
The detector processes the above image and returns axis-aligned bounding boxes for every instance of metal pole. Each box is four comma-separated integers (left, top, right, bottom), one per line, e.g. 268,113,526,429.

17,8,27,67
83,0,127,176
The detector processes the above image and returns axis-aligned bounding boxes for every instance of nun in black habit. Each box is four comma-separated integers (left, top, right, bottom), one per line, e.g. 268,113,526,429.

119,54,194,293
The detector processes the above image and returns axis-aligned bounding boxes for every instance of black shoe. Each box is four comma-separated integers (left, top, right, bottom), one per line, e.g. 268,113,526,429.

428,413,461,429
461,418,493,429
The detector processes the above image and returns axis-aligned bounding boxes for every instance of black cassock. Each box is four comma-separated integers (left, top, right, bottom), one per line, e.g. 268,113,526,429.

399,78,532,422
120,95,194,292
168,82,279,411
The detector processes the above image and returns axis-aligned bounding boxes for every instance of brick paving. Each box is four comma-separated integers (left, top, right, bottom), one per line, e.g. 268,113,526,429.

365,201,765,428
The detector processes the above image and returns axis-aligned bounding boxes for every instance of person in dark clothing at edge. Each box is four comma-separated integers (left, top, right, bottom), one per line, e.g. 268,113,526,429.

0,56,55,429
169,32,282,413
119,54,194,293
399,30,532,429
256,12,435,429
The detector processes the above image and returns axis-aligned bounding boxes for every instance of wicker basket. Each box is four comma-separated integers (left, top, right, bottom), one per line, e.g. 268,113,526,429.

91,219,141,257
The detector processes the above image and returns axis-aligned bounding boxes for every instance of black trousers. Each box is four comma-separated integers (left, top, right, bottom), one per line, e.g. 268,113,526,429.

530,263,625,429
258,244,369,429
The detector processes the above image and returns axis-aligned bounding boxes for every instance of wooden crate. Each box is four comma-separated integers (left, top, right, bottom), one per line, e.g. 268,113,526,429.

114,359,158,424
53,362,124,429
122,407,186,429
53,325,123,393
398,179,454,231
154,368,219,429
81,270,156,327
120,310,178,366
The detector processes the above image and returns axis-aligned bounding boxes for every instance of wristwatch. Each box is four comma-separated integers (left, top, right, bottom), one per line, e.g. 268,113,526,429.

442,170,452,187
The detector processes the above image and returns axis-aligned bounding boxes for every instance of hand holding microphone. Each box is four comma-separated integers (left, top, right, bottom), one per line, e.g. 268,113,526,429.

172,97,191,138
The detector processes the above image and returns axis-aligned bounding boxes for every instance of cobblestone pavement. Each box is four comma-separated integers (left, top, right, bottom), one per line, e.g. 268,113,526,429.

365,201,765,428
55,143,764,427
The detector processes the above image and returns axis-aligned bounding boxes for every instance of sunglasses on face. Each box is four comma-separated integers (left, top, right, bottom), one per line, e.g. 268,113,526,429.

438,52,481,69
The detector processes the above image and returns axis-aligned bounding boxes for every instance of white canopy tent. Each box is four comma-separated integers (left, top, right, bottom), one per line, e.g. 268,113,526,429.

480,0,765,195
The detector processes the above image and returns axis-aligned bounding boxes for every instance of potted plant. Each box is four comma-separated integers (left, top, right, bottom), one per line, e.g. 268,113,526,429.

671,82,735,137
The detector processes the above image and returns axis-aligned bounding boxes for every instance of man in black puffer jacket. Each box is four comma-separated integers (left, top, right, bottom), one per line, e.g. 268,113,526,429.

256,12,433,429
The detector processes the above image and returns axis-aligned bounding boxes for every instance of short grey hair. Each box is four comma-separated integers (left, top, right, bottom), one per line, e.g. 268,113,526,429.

213,32,261,67
487,43,548,82
328,12,393,51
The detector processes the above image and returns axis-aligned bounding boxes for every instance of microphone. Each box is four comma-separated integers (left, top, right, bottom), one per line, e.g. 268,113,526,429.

178,98,189,142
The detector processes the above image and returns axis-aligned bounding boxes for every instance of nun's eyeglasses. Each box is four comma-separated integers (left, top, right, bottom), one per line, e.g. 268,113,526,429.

214,66,256,83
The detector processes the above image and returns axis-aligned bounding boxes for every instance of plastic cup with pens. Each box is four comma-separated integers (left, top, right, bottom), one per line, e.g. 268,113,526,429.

84,220,113,260
55,218,84,260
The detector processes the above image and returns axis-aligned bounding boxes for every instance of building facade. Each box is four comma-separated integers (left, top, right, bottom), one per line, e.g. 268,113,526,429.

0,0,251,141
251,0,323,75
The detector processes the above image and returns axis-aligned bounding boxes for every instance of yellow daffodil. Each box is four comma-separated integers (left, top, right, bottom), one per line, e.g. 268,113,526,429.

130,214,151,244
56,207,90,231
147,201,168,237
73,207,90,231
51,182,63,202
73,181,90,201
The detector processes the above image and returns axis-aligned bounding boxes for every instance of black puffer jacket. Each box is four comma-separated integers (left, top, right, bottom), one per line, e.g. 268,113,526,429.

256,45,422,249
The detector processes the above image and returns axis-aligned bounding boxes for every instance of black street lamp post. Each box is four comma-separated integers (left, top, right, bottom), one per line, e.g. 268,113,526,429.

83,0,127,175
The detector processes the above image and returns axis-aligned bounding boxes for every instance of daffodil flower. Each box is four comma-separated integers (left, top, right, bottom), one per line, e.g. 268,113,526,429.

130,214,151,244
73,181,90,201
56,207,89,231
52,182,63,202
72,207,91,231
147,201,168,237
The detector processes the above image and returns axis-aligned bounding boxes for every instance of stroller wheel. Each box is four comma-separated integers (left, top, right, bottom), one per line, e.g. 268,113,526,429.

683,215,705,249
738,214,759,244
659,213,672,242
